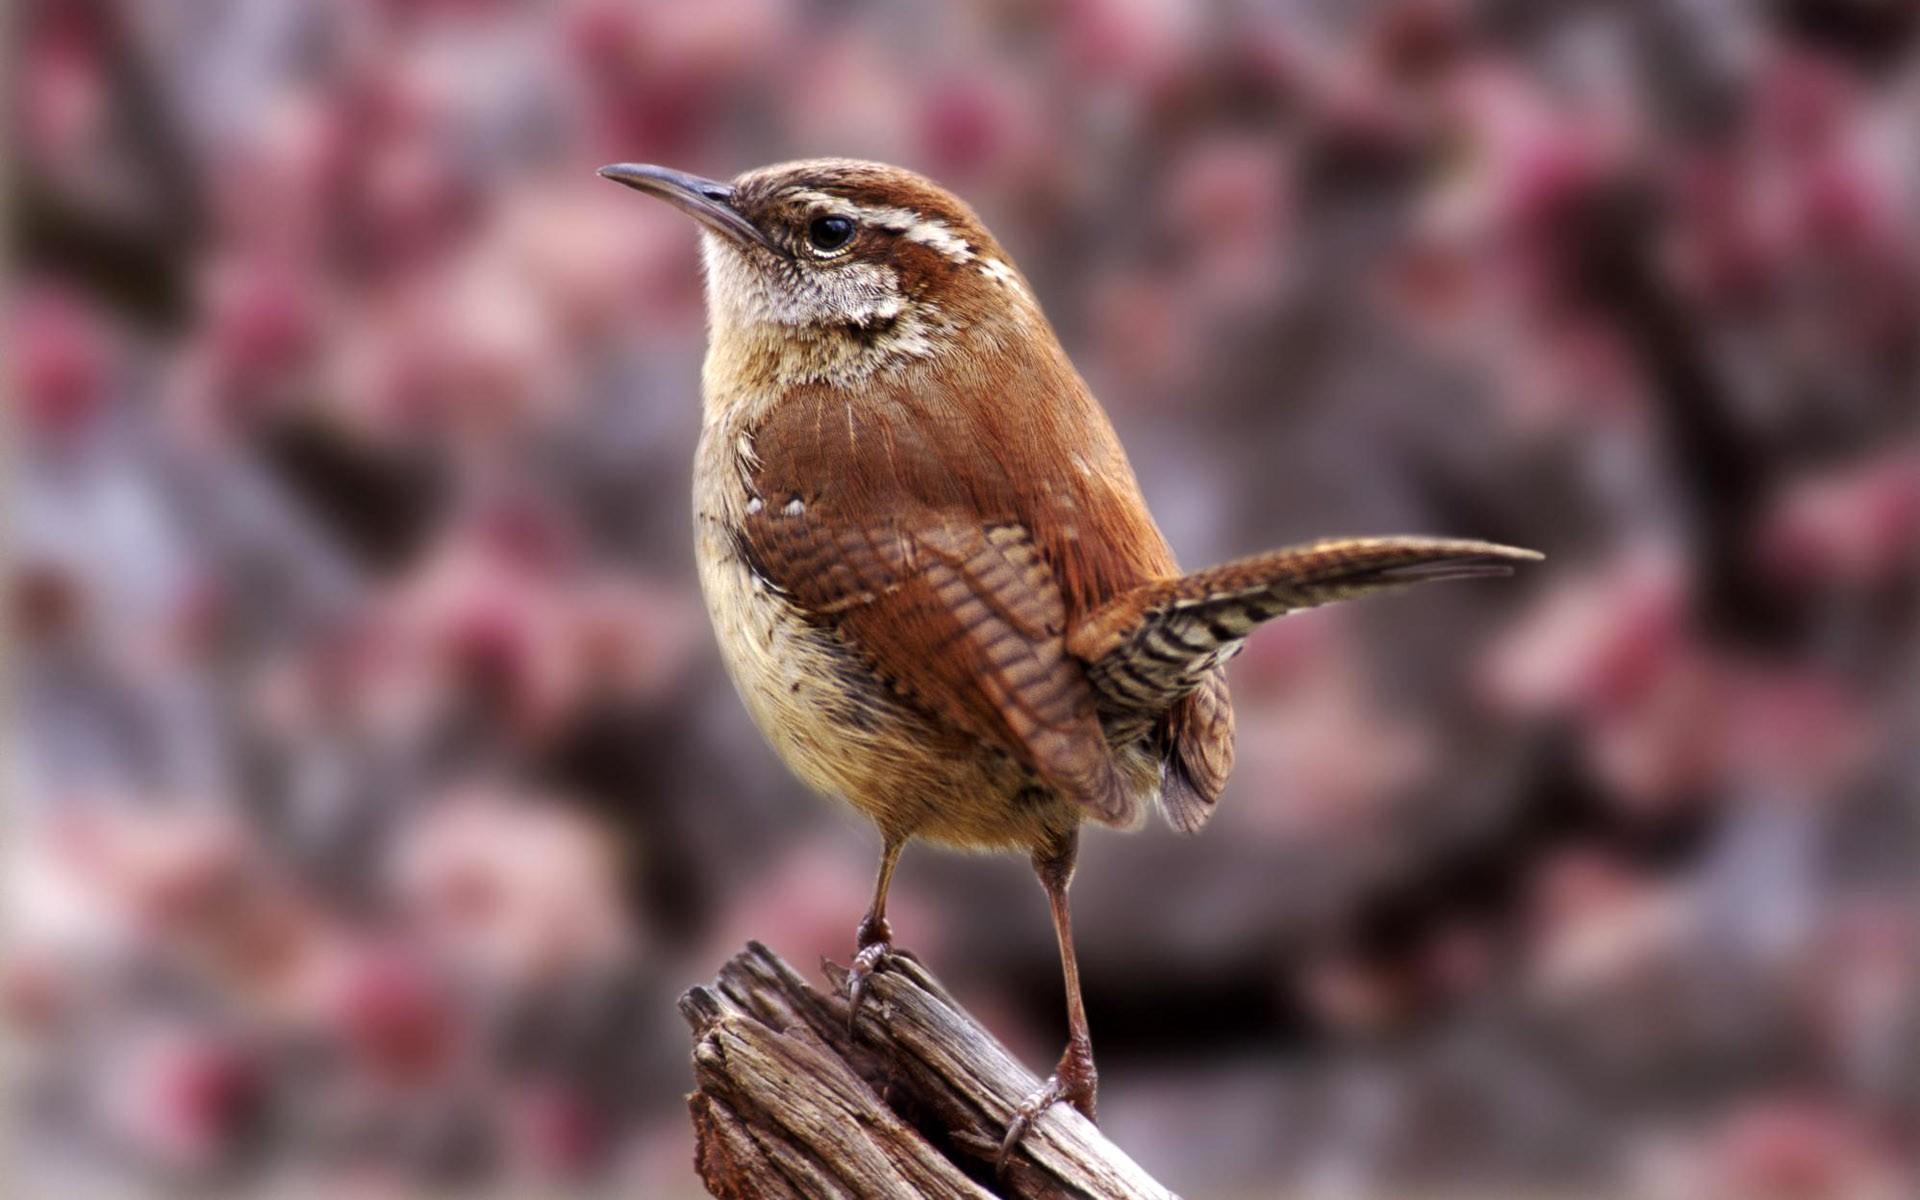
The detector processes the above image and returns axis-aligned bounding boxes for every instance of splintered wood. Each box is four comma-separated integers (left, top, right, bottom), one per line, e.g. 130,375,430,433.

680,942,1178,1200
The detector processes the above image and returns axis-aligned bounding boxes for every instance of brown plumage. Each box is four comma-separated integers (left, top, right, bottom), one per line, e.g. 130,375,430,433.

601,157,1540,1166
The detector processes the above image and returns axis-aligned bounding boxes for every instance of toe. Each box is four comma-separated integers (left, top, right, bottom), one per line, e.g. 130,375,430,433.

995,1075,1068,1177
844,941,893,1034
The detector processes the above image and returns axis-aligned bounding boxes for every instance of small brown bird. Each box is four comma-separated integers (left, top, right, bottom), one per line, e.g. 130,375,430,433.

601,158,1538,1162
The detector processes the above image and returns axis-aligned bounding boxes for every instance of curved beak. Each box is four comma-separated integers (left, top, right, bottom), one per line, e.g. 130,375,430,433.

596,163,777,253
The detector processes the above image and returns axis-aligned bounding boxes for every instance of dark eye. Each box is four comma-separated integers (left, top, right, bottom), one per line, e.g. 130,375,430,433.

806,215,855,253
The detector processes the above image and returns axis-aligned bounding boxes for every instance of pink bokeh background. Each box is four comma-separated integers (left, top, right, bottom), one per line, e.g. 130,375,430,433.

10,1,1920,1195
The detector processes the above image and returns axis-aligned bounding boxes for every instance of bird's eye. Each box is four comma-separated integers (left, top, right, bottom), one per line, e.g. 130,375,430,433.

806,215,856,253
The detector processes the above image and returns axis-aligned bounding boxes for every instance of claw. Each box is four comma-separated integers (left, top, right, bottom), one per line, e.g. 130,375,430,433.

995,1039,1096,1177
844,940,892,1035
996,1074,1068,1177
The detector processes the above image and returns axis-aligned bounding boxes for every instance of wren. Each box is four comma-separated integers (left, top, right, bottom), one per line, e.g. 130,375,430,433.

600,158,1540,1166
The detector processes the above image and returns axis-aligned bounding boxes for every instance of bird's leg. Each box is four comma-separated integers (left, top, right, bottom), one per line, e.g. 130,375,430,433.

998,829,1096,1174
845,835,905,1032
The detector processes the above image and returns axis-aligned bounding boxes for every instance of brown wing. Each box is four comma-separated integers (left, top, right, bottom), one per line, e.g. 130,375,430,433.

736,383,1143,824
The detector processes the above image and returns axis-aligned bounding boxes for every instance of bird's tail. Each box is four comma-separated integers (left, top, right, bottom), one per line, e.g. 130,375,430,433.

1071,536,1543,721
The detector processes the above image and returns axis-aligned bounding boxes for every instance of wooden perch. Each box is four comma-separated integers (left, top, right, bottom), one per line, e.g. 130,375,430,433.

680,942,1180,1200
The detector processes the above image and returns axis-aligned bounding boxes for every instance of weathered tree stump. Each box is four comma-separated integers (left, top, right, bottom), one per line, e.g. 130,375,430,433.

681,942,1180,1199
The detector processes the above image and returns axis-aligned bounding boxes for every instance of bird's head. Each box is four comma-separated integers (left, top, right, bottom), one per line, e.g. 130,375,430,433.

599,158,1037,382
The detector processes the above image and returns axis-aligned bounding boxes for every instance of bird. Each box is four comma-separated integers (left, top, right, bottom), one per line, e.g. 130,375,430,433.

598,157,1540,1166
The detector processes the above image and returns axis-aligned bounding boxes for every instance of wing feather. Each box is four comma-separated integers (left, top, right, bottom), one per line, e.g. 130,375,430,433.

738,387,1136,823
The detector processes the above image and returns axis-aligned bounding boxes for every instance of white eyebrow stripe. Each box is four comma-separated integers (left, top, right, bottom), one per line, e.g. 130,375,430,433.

786,189,854,213
895,218,973,263
784,190,975,264
976,256,1028,297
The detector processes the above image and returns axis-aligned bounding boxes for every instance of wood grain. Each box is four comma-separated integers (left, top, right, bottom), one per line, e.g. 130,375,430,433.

681,942,1179,1200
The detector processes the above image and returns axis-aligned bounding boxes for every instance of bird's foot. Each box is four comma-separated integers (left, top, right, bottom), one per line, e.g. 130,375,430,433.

844,938,897,1034
996,1037,1096,1176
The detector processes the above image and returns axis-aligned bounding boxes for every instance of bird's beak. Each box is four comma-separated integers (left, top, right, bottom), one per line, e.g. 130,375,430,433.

596,163,777,253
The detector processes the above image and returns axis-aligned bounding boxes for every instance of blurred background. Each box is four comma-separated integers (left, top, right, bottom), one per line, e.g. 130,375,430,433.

9,0,1920,1196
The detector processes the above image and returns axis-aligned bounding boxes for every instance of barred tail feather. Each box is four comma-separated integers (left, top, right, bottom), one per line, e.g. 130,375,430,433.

1073,536,1542,722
